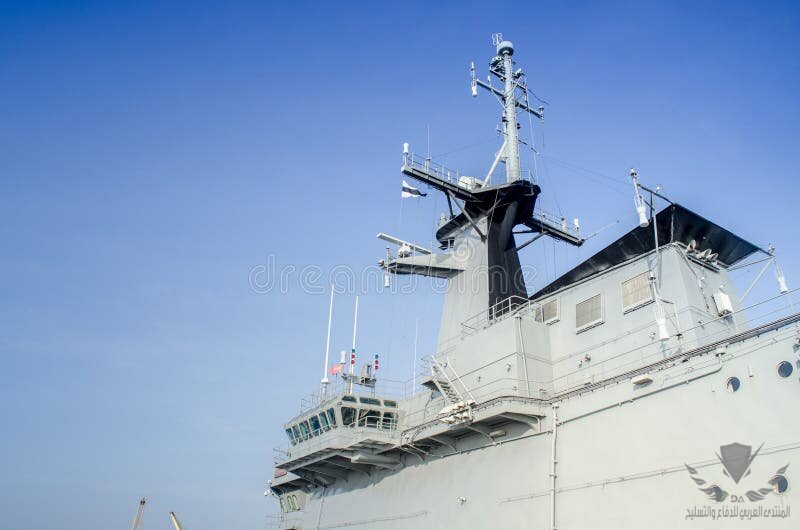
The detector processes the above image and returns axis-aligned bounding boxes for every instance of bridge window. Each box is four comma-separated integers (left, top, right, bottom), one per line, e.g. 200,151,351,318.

358,409,381,428
622,271,653,313
359,397,382,406
576,294,604,332
341,406,356,426
291,425,301,443
298,420,310,440
308,415,321,436
383,400,398,408
318,411,330,431
326,408,337,427
285,428,297,446
342,395,357,402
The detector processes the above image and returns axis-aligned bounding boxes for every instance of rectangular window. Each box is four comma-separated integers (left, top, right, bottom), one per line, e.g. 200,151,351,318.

318,411,330,431
326,408,337,427
576,294,603,332
285,428,296,446
341,406,356,426
308,415,321,436
535,299,560,324
358,409,381,428
622,271,653,312
298,421,310,440
291,425,301,443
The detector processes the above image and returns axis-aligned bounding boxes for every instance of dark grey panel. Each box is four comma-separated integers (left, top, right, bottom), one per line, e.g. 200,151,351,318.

531,204,761,300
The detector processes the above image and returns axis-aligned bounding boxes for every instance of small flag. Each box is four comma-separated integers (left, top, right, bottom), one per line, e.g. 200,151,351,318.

330,364,344,375
401,180,427,198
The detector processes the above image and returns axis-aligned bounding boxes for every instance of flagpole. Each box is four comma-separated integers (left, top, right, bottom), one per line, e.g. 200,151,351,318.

398,188,404,230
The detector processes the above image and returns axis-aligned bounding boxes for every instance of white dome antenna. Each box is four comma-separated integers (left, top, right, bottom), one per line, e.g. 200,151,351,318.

496,40,514,56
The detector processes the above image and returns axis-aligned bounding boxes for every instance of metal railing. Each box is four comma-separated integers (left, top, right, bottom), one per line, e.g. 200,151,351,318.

402,153,466,186
294,376,410,417
461,295,537,335
533,208,582,239
400,374,549,430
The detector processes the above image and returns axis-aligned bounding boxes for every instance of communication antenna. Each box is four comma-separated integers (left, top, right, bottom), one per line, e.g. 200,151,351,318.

383,246,392,288
349,296,359,393
320,285,334,400
470,62,478,97
743,246,791,300
631,168,669,341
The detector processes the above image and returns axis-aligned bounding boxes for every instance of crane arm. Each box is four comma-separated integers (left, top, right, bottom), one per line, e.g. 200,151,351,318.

131,498,146,530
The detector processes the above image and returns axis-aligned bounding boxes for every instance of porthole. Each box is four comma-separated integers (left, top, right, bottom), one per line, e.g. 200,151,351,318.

777,361,793,378
770,475,789,494
726,377,741,393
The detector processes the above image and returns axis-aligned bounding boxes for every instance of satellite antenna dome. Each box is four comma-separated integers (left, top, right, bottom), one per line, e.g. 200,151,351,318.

496,40,514,56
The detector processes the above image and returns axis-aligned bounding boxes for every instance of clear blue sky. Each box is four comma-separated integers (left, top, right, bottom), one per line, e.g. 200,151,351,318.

1,1,798,529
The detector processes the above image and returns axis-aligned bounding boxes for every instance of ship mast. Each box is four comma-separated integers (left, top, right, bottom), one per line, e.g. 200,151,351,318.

386,34,581,346
471,33,544,185
496,35,521,182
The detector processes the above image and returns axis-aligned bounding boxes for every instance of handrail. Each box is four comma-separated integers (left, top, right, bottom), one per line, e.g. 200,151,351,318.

292,376,410,419
403,153,465,185
461,295,534,334
430,355,472,403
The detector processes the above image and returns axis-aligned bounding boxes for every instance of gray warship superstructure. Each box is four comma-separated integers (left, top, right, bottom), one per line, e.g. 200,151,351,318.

267,36,799,529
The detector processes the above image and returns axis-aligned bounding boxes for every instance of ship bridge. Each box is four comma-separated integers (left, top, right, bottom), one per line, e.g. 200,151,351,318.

272,391,405,491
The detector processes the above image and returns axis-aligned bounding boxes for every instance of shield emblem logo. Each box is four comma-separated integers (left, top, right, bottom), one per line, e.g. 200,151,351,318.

716,442,763,484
